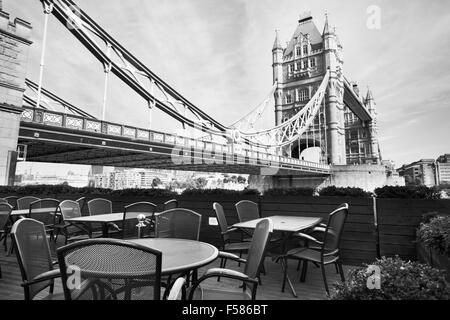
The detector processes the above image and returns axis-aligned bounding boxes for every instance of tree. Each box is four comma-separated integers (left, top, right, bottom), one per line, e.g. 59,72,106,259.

195,177,208,189
152,177,162,188
237,176,246,184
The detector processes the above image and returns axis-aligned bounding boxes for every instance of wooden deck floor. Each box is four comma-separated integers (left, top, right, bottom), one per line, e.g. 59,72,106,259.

0,237,352,300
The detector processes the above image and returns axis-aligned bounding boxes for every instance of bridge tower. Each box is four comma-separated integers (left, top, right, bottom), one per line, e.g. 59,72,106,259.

0,4,32,185
271,12,346,165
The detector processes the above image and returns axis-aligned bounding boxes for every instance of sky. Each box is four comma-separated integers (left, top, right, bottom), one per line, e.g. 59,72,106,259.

5,0,450,176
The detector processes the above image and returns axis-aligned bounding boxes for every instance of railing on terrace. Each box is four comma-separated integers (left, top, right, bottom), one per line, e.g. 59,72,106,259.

20,106,330,172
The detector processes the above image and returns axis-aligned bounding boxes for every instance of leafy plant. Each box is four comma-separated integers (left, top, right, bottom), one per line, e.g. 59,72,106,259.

181,188,260,197
375,186,441,199
331,256,450,300
318,186,372,198
264,188,315,197
417,215,450,256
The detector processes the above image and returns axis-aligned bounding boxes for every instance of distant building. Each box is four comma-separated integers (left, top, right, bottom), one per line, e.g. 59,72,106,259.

436,154,450,185
397,159,437,187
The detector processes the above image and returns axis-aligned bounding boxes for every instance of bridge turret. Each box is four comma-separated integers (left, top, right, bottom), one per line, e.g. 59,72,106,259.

365,87,381,164
0,5,32,186
272,30,284,126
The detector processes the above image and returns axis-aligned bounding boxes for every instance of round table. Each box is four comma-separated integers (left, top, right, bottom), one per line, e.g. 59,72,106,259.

129,238,219,276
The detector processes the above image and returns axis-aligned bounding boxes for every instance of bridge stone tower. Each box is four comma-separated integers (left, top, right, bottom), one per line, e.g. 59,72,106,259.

272,13,347,165
0,4,32,185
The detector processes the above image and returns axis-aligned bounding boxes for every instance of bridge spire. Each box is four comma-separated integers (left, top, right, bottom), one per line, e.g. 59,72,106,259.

323,11,331,35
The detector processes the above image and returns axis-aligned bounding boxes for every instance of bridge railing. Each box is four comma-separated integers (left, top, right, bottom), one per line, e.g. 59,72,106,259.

20,106,330,172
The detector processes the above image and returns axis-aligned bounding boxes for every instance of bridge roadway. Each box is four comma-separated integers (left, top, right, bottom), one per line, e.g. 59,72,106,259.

17,106,331,176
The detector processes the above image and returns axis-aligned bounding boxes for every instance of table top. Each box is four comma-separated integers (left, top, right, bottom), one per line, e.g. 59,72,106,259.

233,215,322,233
66,212,153,223
129,238,219,275
11,207,58,217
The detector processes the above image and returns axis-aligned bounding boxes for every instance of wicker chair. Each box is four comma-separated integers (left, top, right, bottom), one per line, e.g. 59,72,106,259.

122,202,158,239
29,199,60,241
235,200,260,222
188,218,273,300
17,196,40,210
54,200,94,244
282,203,349,295
0,203,13,275
11,219,63,300
5,196,19,209
154,209,201,241
87,198,121,236
57,238,162,300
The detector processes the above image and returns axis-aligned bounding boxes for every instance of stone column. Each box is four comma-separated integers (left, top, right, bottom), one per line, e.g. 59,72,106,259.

0,10,32,185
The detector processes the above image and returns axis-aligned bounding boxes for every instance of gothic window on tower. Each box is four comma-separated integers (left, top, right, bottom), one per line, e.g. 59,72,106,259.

310,58,316,68
286,94,293,104
296,62,301,71
301,60,306,69
303,45,308,55
300,90,309,101
296,46,301,57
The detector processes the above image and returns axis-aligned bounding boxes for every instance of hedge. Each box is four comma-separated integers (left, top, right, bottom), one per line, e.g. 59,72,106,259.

375,186,441,199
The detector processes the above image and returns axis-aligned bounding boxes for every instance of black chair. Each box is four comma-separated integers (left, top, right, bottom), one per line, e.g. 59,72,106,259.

213,203,251,271
122,202,158,239
282,203,349,295
11,218,63,300
57,238,162,300
188,218,273,300
17,196,40,211
154,209,201,241
0,198,7,204
87,198,121,236
76,197,87,216
0,203,13,276
163,199,178,211
235,200,260,222
29,198,60,241
54,200,93,244
5,196,19,209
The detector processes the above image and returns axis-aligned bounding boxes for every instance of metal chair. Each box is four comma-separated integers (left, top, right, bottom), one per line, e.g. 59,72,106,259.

76,197,87,215
282,203,349,295
154,208,201,241
55,200,93,244
122,202,158,239
188,218,273,300
163,199,178,211
167,278,187,300
0,198,7,204
213,203,251,272
17,196,40,210
235,200,260,222
87,198,120,236
29,198,60,241
5,196,19,209
57,238,162,300
0,203,13,275
11,218,63,300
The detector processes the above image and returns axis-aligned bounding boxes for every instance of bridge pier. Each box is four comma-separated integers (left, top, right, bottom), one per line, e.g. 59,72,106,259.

0,9,32,186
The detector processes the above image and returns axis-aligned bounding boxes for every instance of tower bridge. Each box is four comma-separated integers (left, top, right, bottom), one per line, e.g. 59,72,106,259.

0,1,391,190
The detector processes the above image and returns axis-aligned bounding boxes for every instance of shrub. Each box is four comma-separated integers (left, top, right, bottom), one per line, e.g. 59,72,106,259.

264,188,315,197
417,215,450,256
318,186,372,198
331,256,450,300
375,186,441,199
181,188,260,197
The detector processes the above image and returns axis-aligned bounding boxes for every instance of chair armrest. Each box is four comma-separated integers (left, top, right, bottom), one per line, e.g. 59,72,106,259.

219,251,247,264
294,233,323,245
203,268,257,283
22,269,61,287
52,260,59,266
167,278,187,300
222,227,239,236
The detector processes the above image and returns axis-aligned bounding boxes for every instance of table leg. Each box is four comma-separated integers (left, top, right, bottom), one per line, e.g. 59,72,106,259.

278,232,298,298
101,223,109,238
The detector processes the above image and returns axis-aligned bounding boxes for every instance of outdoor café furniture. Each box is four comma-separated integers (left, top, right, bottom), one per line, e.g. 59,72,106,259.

5,196,19,209
163,199,178,211
283,203,349,295
233,215,322,298
0,198,7,204
213,202,251,271
11,218,63,300
87,198,121,236
55,200,94,244
57,238,162,300
235,200,260,222
76,197,87,214
0,203,13,256
29,199,60,241
17,196,40,210
122,202,158,239
154,209,201,241
188,218,273,300
167,277,187,300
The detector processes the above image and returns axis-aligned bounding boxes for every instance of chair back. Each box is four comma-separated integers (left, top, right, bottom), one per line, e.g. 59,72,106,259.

213,203,230,242
76,197,87,216
59,200,82,220
57,238,162,300
122,202,157,239
5,196,19,209
163,199,178,211
235,200,259,222
0,198,7,204
17,196,40,210
87,198,112,216
243,218,273,280
0,203,13,231
154,209,201,241
321,203,349,255
29,199,59,227
11,218,54,300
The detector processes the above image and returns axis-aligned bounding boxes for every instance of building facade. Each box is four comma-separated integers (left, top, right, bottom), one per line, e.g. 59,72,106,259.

272,13,381,165
436,154,450,185
397,159,437,187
